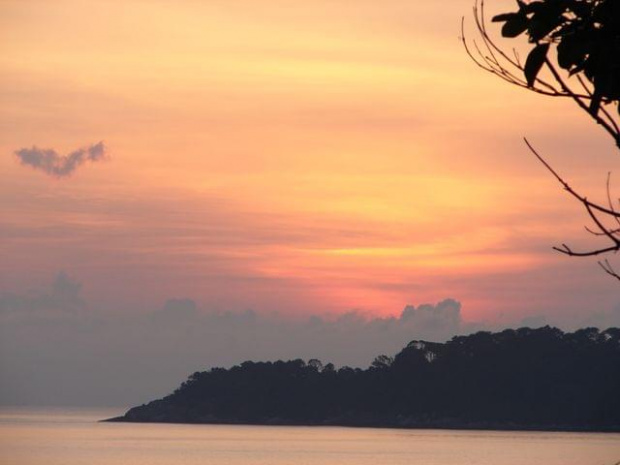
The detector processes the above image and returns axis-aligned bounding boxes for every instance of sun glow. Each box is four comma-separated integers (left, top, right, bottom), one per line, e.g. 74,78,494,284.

1,0,617,323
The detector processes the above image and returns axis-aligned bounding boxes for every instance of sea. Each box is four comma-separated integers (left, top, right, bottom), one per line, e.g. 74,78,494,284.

0,407,618,465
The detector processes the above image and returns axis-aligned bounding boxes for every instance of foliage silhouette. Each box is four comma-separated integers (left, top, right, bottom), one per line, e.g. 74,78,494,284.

462,0,620,278
110,327,620,431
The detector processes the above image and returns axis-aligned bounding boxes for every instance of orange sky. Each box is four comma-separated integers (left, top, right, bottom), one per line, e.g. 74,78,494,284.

1,0,619,325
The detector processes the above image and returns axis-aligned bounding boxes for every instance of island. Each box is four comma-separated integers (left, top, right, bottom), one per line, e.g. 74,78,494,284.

107,326,620,431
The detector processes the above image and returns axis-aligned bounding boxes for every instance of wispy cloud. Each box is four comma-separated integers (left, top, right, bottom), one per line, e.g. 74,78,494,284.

14,142,107,177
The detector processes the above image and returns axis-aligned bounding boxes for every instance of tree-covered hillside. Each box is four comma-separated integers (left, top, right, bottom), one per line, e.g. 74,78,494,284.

110,327,620,431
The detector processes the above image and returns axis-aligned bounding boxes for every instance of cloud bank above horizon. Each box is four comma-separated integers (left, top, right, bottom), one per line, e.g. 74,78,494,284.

1,273,619,407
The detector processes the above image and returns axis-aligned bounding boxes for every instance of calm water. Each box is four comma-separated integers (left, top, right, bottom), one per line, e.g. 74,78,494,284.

0,408,619,465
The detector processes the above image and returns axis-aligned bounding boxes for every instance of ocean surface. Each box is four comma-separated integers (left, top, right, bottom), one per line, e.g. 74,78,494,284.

0,407,619,465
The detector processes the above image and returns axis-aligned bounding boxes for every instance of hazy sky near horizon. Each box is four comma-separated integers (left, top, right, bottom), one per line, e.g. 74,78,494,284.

1,0,620,405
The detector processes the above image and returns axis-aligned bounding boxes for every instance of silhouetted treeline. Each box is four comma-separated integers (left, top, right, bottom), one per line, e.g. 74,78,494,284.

110,327,620,431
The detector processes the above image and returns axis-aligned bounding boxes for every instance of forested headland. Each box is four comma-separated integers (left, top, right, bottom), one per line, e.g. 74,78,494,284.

109,326,620,431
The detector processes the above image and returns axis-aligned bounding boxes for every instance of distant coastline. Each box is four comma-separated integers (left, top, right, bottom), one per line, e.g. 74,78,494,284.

107,327,620,433
105,415,620,433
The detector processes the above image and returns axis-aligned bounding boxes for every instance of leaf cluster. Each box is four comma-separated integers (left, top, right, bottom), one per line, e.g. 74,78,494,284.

492,0,620,114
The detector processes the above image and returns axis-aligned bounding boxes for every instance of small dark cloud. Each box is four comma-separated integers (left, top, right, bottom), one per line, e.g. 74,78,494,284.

582,304,620,330
152,299,199,326
14,141,107,177
400,299,462,336
162,298,198,317
520,315,548,328
0,272,84,316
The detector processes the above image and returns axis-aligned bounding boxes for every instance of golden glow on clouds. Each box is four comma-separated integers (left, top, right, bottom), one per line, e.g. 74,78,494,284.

1,0,618,321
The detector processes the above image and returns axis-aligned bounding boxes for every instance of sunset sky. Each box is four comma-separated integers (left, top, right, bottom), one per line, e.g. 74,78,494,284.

1,0,620,405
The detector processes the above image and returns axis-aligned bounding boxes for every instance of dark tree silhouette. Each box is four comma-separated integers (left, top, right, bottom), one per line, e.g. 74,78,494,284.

109,327,620,431
462,0,620,278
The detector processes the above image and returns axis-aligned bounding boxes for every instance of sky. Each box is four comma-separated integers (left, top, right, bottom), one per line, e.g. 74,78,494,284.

1,0,620,406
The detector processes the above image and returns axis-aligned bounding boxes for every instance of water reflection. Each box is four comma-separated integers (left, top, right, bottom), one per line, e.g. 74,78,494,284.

0,408,618,465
